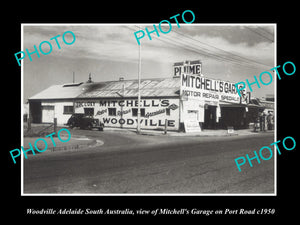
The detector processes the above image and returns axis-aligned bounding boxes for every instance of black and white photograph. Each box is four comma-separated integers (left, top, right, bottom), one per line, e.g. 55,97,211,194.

22,24,276,195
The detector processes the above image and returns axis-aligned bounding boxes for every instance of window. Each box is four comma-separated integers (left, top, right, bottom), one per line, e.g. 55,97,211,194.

132,108,145,117
63,106,73,114
108,108,116,116
132,108,138,117
141,109,145,117
84,108,94,116
166,108,170,116
42,105,54,110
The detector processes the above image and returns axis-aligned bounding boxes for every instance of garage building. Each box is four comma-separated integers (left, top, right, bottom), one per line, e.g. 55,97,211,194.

28,61,255,131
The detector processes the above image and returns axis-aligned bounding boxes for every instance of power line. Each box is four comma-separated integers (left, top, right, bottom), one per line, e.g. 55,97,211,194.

129,25,273,68
128,26,234,64
129,26,259,69
244,26,274,43
127,25,264,70
256,27,274,37
156,33,262,70
170,29,273,68
126,25,272,70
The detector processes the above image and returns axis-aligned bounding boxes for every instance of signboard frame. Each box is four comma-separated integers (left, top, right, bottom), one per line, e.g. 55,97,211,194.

184,120,202,133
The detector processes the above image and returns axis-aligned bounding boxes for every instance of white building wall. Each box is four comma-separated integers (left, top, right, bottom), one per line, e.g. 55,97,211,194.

41,101,74,125
180,99,205,123
180,99,222,123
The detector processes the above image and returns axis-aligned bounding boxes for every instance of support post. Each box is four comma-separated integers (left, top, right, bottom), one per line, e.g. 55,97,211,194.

54,118,57,136
137,26,142,134
164,119,167,134
27,116,31,132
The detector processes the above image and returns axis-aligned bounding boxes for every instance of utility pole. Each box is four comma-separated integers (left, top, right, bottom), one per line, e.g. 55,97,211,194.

73,72,75,114
137,26,142,134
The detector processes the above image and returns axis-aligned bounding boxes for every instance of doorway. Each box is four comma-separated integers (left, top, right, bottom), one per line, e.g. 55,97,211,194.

187,110,198,121
204,105,217,129
29,101,42,123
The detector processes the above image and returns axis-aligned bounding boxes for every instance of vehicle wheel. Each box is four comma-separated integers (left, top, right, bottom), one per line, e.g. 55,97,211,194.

69,122,75,129
87,124,92,130
98,127,103,131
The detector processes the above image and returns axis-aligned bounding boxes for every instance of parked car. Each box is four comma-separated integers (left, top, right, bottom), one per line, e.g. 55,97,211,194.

66,113,104,131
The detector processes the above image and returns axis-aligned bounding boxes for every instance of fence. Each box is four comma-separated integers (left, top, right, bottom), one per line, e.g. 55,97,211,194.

26,118,57,137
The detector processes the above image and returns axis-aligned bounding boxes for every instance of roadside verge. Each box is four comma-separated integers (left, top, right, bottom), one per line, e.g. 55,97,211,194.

23,135,104,154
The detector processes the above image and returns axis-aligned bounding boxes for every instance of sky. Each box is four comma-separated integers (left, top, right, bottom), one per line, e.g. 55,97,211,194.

22,24,275,102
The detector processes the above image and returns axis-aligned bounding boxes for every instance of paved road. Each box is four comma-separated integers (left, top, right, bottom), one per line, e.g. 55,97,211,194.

23,131,275,194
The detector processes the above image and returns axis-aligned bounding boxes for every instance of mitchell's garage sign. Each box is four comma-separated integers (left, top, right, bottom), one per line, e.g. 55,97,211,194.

75,99,180,130
180,74,247,104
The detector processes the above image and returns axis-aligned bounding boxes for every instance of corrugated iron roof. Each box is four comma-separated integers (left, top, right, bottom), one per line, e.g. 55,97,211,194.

29,77,180,100
29,84,85,100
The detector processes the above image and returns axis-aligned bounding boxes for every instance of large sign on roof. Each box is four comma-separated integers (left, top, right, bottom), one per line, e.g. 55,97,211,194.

180,74,247,104
173,60,202,77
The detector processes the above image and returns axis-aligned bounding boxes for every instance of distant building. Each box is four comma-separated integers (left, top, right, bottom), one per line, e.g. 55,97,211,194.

265,94,274,102
23,103,29,122
258,99,274,114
